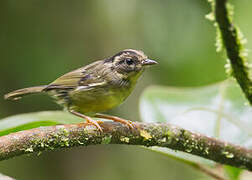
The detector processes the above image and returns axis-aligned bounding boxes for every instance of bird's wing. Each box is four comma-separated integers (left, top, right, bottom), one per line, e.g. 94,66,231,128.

46,60,107,90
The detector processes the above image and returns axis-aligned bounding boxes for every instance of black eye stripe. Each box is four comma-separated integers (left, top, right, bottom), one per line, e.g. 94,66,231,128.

116,58,135,66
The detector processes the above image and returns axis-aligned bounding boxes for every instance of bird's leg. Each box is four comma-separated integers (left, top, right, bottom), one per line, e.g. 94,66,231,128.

69,110,103,132
94,113,134,129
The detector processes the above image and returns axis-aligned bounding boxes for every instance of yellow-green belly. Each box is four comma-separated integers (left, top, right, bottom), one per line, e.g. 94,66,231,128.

68,86,131,114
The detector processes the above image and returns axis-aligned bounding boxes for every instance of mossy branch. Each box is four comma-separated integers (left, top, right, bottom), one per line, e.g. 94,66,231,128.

0,122,251,171
213,0,252,104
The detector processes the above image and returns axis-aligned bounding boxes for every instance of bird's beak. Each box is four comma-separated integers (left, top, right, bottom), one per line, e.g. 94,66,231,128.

142,59,158,66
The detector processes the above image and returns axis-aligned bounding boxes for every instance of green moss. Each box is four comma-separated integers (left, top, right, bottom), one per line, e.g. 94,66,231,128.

77,139,84,145
165,130,172,137
222,150,234,158
185,148,193,153
59,137,70,147
29,127,73,151
101,135,112,144
40,142,45,148
140,130,152,140
120,136,130,143
204,147,210,155
25,146,34,153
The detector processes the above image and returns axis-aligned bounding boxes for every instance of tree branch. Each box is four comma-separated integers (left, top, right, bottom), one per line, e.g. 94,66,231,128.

214,0,252,104
0,122,251,171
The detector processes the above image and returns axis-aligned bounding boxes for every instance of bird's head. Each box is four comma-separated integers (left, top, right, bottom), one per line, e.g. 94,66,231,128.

105,49,157,80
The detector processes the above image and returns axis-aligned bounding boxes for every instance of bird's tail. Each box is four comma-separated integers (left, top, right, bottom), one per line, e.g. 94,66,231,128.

4,85,47,101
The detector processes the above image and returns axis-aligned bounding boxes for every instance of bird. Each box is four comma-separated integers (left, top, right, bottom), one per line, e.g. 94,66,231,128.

4,49,158,131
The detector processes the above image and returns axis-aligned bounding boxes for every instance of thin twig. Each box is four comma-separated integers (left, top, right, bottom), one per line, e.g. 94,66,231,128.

0,122,251,171
214,0,252,104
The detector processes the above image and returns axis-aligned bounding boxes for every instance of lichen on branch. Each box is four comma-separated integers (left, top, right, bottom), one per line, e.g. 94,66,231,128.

0,122,251,171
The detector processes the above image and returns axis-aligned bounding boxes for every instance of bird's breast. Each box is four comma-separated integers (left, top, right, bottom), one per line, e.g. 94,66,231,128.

68,83,134,114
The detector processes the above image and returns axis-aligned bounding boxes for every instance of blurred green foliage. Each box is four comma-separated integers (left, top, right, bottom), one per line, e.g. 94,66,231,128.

0,0,251,179
140,80,252,176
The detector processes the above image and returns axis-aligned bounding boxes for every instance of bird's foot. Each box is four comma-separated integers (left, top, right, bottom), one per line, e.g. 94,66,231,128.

69,110,103,132
95,113,135,129
85,117,103,132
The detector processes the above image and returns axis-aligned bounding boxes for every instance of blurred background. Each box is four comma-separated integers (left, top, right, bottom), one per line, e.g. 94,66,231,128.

0,0,251,179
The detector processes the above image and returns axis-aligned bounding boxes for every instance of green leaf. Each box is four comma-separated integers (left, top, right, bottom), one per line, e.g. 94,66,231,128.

140,79,252,166
224,165,242,180
0,111,83,136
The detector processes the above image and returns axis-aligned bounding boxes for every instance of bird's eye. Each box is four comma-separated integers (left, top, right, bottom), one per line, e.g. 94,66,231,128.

125,58,134,65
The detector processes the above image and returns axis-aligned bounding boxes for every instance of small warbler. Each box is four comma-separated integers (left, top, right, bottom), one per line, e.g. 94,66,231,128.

4,49,157,131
